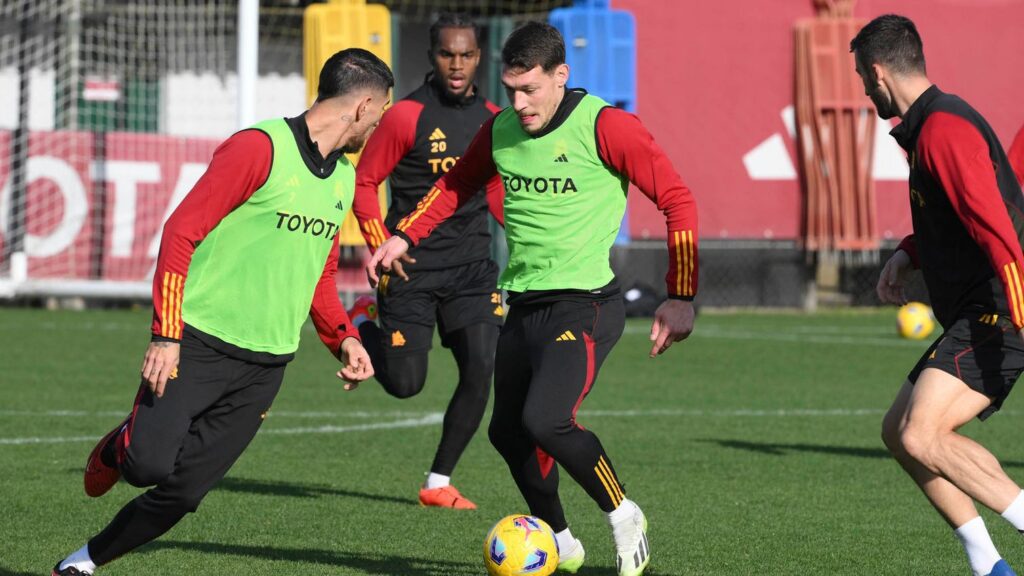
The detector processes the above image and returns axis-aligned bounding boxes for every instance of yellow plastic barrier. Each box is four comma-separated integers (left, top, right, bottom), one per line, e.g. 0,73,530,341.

304,0,391,246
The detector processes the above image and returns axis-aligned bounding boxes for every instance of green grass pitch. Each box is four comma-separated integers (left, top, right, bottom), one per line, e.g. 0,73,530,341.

2,307,1023,575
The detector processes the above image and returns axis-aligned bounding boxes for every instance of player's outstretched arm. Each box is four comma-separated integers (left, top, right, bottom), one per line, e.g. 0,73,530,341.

876,248,912,305
594,107,699,357
337,337,374,391
392,117,500,245
140,340,180,398
649,299,695,357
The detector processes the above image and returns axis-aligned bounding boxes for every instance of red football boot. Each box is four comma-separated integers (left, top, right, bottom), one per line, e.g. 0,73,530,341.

83,417,128,497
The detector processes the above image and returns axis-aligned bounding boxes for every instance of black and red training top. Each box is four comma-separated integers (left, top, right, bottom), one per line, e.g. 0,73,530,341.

353,78,504,270
892,85,1024,330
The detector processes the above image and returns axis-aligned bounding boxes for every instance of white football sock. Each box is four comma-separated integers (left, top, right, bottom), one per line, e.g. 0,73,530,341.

1001,490,1024,532
424,472,450,489
59,544,97,573
555,528,578,554
607,498,638,526
954,517,1001,576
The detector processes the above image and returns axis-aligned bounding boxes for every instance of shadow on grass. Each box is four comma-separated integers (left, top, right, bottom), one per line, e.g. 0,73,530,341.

701,439,888,459
568,566,618,575
142,540,479,575
215,476,416,506
701,439,1024,468
0,566,35,576
142,540,630,576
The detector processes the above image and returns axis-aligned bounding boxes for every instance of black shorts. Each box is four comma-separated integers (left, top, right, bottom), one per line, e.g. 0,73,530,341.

376,258,503,356
908,312,1024,419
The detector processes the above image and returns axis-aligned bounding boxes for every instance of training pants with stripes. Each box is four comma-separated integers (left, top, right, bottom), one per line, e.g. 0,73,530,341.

488,296,627,533
88,331,285,565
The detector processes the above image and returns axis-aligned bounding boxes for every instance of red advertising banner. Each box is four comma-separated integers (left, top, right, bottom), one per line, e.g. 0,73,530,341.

0,131,221,280
615,0,1024,241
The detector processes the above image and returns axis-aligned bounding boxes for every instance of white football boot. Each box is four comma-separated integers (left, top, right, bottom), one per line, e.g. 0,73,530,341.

557,537,585,573
609,499,650,576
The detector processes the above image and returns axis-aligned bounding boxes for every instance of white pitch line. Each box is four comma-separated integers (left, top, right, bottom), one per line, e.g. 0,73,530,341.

624,325,929,347
0,414,446,446
0,320,139,332
0,407,894,420
0,435,102,446
580,408,887,417
260,413,445,436
7,319,906,339
0,409,436,419
0,408,911,447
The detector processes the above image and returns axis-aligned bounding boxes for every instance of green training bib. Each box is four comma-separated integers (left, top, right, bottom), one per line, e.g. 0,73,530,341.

183,119,354,354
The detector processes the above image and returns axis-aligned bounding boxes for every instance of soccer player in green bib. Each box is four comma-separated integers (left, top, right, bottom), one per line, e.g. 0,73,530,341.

52,49,389,575
368,22,699,576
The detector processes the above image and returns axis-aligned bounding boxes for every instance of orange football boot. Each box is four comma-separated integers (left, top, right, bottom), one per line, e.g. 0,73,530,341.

418,485,477,510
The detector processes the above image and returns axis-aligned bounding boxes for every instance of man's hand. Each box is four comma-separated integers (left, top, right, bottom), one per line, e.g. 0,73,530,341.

649,299,695,357
366,253,416,288
337,337,374,391
387,253,417,283
140,340,181,398
366,236,411,287
877,249,912,305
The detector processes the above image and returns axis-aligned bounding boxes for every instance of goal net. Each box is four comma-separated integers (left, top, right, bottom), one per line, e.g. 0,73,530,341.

0,0,568,300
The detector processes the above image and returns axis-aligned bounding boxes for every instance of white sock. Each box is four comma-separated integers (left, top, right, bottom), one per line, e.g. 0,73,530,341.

1001,490,1024,532
954,517,1001,576
424,472,450,489
607,498,638,525
555,528,578,555
59,544,97,573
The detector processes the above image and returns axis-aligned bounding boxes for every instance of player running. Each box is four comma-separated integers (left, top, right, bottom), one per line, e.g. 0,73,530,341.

52,49,387,575
854,15,1024,576
367,22,698,576
348,13,504,510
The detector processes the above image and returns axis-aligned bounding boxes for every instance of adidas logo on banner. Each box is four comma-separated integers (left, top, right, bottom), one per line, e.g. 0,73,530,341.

334,200,345,211
555,330,576,342
429,127,446,141
554,153,569,163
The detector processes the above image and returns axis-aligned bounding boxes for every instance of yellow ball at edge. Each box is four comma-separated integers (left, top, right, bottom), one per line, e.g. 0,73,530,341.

897,302,935,340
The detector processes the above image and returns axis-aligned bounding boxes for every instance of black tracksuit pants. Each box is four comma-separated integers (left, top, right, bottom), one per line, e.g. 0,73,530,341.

488,297,627,533
88,331,284,565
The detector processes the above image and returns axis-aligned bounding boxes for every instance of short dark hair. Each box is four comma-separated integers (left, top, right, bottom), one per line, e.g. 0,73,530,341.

850,14,926,76
429,13,480,54
317,48,394,102
501,21,565,72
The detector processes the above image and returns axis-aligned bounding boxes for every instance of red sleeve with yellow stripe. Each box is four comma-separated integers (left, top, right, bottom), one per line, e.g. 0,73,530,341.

396,116,500,243
919,112,1024,329
595,107,699,299
151,129,272,340
352,100,422,252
